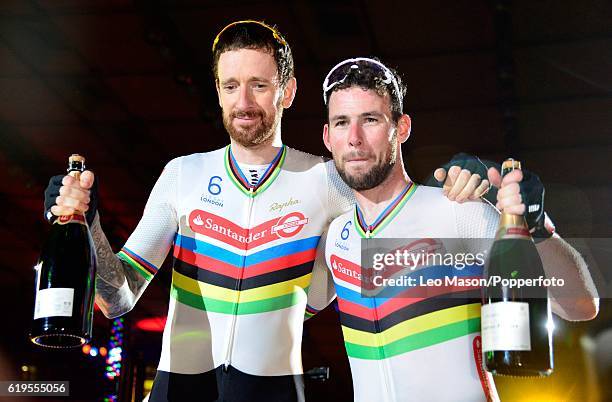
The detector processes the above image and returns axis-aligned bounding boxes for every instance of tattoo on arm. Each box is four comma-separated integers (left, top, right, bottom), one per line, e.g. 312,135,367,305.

90,213,147,317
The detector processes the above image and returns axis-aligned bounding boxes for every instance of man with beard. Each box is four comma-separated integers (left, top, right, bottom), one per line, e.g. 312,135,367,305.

45,22,495,402
321,57,599,402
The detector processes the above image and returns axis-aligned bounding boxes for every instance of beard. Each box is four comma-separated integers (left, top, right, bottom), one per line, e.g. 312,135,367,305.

223,102,283,148
334,137,397,191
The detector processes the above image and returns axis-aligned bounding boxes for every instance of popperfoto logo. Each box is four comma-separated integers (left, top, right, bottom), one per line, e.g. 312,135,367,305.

189,210,309,249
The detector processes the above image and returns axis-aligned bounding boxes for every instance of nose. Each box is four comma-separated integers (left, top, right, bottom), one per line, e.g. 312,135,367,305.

348,122,363,147
236,85,254,109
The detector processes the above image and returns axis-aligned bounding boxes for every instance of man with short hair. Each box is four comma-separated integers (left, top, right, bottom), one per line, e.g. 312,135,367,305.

321,57,598,401
46,22,492,402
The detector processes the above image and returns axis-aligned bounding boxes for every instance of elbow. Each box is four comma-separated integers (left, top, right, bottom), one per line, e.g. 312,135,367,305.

554,297,599,321
101,305,130,320
573,294,600,321
94,295,131,319
104,310,127,320
579,298,599,321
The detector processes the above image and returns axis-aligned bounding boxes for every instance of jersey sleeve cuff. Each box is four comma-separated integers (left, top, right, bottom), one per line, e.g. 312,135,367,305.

117,247,158,281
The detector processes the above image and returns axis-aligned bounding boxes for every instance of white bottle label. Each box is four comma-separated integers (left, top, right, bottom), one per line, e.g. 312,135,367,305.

34,288,74,319
481,301,531,352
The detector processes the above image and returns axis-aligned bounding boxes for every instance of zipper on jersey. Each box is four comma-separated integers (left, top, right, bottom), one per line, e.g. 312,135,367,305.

224,186,255,370
356,185,415,400
365,229,395,401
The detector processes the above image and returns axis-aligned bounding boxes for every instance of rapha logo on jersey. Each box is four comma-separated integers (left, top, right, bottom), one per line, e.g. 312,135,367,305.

269,197,300,213
188,210,309,249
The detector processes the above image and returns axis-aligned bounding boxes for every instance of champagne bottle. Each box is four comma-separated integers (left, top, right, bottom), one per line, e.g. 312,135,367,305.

481,159,553,377
30,154,97,348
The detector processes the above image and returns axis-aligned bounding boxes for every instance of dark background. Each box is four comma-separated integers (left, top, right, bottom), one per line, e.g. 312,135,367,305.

0,0,610,401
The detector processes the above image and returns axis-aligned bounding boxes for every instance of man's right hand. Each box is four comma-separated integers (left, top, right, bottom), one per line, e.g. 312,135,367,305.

433,165,490,202
45,170,97,224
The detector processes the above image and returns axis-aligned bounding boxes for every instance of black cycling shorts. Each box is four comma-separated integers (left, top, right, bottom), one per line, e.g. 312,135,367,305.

148,365,305,402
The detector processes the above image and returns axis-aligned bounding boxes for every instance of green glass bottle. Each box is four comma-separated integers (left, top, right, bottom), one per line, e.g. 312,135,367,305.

481,159,553,377
30,154,97,348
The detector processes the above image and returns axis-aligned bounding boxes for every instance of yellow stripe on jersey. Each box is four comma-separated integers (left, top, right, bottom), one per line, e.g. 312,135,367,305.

342,303,481,347
171,269,312,303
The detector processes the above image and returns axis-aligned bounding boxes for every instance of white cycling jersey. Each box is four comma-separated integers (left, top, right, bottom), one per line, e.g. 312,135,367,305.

117,145,352,377
325,183,502,402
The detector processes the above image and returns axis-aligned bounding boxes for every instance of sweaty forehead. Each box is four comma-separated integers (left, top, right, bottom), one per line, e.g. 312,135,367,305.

328,86,392,115
217,48,279,80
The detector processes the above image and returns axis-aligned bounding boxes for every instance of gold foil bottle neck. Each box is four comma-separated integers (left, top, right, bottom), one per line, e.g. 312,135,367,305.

69,154,85,164
501,158,521,176
498,158,531,238
499,213,528,228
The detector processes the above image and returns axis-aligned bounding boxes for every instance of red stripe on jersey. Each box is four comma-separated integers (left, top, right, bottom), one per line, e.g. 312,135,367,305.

243,249,316,278
174,244,316,279
174,244,241,279
336,281,481,321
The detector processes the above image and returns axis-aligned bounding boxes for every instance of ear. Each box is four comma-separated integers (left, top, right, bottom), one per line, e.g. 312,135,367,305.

281,77,297,108
397,114,411,144
323,123,332,153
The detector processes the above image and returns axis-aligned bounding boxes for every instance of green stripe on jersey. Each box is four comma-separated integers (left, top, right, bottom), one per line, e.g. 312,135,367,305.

344,317,480,360
171,284,308,315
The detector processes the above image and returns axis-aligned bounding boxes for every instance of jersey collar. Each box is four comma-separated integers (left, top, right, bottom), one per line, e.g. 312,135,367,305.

224,144,286,197
354,181,418,238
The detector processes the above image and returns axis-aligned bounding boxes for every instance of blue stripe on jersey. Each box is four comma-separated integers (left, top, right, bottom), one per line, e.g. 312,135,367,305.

334,264,483,307
335,285,379,309
175,233,321,268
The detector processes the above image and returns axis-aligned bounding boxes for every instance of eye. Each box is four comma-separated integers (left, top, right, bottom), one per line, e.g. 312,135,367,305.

364,117,378,124
223,83,237,92
333,119,348,128
253,82,268,90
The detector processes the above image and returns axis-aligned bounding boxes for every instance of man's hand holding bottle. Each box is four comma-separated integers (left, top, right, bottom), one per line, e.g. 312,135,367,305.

45,170,98,225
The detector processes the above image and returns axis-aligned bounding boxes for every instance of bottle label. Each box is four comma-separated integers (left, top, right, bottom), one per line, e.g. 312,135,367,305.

496,225,531,239
55,214,86,226
481,302,531,352
34,288,74,319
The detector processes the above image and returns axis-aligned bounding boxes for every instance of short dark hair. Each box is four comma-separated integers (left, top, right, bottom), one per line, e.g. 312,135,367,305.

212,20,294,87
324,58,406,123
